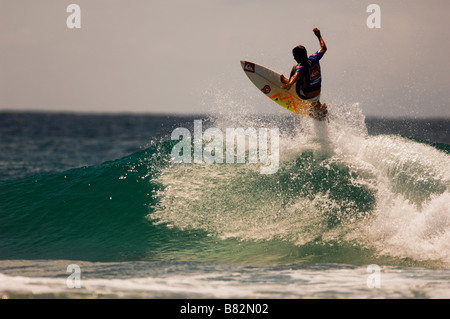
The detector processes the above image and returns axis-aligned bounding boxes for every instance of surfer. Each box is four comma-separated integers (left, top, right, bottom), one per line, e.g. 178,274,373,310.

280,28,328,121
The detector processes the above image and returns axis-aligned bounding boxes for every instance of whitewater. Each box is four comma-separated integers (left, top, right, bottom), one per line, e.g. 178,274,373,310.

151,99,450,266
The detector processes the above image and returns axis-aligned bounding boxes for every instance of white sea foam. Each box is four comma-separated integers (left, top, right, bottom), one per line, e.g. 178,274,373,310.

1,263,449,299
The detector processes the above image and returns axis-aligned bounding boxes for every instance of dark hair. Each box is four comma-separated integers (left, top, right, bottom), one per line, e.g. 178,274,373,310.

293,45,308,61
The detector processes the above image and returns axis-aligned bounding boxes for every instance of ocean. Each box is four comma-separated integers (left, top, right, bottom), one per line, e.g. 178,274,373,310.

0,105,449,303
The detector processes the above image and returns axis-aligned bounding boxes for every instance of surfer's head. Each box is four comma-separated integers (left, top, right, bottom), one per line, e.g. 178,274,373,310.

293,45,308,63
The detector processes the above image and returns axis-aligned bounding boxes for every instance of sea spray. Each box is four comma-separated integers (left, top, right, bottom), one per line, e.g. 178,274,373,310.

151,97,449,266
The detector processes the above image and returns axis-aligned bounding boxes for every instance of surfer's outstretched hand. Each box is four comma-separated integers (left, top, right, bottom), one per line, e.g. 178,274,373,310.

313,28,321,38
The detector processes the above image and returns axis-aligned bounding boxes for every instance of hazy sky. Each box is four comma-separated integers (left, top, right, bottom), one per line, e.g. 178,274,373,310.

1,0,449,117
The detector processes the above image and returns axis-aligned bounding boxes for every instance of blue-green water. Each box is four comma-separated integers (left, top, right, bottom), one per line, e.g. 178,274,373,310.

0,109,449,298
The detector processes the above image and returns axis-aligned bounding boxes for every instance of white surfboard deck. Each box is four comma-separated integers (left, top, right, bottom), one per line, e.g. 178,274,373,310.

240,60,313,115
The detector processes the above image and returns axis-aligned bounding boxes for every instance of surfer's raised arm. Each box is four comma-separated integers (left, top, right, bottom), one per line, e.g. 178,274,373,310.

313,28,327,54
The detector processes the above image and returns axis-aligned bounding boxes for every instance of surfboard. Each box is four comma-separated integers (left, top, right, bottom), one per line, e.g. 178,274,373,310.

240,60,313,116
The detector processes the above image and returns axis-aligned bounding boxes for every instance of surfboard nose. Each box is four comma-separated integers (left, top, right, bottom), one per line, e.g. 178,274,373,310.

241,61,256,73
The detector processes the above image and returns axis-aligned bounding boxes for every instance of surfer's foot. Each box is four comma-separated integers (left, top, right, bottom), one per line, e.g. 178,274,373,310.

312,101,327,112
309,102,328,121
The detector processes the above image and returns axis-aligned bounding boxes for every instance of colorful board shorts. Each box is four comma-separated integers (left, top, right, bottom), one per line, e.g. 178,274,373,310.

299,89,321,103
